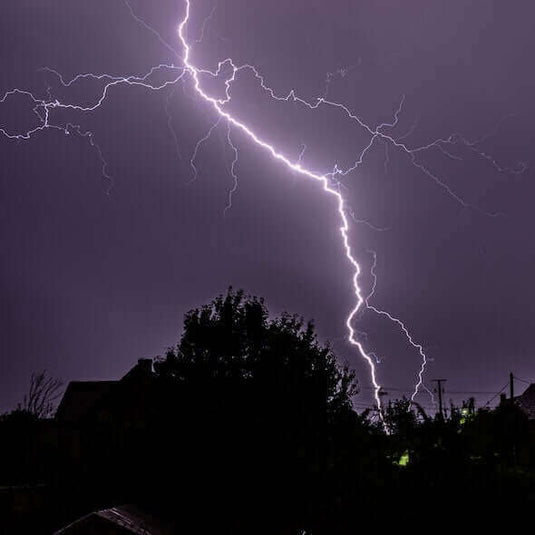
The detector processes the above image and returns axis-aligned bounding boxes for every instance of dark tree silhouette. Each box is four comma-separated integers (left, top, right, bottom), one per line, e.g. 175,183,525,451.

156,288,357,412
141,289,368,532
5,291,535,533
5,370,63,421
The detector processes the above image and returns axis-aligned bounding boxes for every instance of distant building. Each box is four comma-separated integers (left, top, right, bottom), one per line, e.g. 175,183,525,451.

56,358,154,424
56,381,117,423
514,384,535,420
1,359,159,533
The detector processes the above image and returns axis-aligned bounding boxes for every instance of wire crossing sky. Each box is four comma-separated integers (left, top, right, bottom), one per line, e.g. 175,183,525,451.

1,0,533,412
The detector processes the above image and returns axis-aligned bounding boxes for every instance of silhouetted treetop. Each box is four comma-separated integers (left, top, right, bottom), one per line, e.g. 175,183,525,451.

1,370,64,421
155,288,357,413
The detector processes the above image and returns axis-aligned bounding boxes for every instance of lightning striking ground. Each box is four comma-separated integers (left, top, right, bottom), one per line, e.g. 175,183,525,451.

0,0,524,412
177,0,386,408
365,251,435,404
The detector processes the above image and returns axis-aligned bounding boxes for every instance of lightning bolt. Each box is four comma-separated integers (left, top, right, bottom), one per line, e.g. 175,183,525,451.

194,0,219,45
296,143,307,166
0,0,525,414
164,84,184,163
223,123,239,215
189,116,222,184
365,250,435,405
177,0,386,408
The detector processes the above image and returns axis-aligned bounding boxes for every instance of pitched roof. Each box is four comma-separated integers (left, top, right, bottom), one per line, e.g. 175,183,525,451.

515,384,535,420
53,505,171,534
55,359,155,423
55,381,117,422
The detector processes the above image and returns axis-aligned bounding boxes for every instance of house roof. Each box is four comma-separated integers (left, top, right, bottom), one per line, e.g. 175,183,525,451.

55,360,156,423
53,505,171,534
515,384,535,420
55,381,117,423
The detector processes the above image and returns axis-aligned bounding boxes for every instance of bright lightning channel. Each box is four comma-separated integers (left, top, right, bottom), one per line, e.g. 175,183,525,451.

178,0,386,409
365,251,435,405
0,0,524,412
223,123,239,215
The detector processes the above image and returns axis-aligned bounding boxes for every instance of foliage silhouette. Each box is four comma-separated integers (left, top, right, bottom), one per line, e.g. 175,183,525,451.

156,288,357,411
145,288,374,532
4,290,535,533
1,370,63,422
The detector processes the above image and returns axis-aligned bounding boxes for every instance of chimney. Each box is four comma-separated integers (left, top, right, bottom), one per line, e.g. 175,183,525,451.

499,393,507,406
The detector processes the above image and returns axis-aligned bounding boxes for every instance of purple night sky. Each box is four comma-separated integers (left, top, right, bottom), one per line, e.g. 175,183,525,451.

1,0,535,413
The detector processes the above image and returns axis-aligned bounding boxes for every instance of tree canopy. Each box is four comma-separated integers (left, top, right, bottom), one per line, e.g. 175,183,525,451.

4,289,535,533
142,289,377,532
155,288,357,416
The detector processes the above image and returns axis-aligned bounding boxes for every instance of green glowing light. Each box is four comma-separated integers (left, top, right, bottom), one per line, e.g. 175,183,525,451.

396,451,410,467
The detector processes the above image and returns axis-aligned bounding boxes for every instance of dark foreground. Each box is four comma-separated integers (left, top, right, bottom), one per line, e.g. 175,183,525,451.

2,292,534,533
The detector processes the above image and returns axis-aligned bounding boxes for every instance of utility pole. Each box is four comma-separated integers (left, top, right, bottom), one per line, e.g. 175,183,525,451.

510,372,514,400
432,379,447,419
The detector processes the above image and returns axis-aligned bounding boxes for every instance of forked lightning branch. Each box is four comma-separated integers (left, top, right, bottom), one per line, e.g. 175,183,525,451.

1,0,520,412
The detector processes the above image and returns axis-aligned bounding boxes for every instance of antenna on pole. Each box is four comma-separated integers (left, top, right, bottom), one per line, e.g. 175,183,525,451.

510,372,514,400
432,379,447,419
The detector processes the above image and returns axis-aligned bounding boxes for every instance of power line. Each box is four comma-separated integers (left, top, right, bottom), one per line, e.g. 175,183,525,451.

357,374,527,411
361,386,500,395
483,382,509,407
514,375,533,385
432,379,447,418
